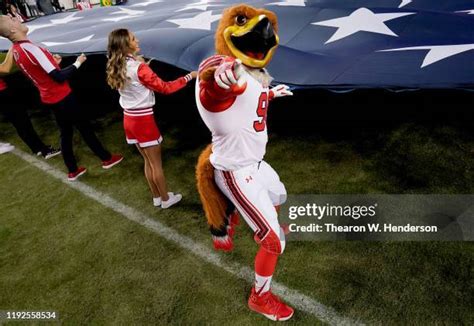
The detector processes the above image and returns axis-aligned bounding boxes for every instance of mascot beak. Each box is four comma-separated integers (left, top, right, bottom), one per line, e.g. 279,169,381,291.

224,14,279,68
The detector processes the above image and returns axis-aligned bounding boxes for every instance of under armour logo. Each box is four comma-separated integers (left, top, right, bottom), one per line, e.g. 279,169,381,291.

245,176,253,183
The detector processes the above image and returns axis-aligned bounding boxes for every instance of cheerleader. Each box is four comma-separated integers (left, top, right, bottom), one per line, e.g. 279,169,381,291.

106,29,196,208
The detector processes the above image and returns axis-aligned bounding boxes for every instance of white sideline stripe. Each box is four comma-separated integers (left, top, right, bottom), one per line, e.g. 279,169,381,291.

12,149,363,326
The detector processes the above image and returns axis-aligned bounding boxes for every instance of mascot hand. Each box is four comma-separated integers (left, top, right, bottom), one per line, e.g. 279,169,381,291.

214,59,245,90
270,84,293,98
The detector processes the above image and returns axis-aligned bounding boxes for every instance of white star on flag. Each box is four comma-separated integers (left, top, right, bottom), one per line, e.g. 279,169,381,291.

50,12,83,25
267,0,306,7
103,7,145,22
398,0,412,8
26,23,50,35
130,0,162,7
176,0,217,12
380,44,474,68
312,8,415,44
110,7,145,15
167,11,222,31
42,34,95,47
456,9,474,14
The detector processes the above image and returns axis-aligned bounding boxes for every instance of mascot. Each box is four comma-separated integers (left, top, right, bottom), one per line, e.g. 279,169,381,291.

195,4,294,321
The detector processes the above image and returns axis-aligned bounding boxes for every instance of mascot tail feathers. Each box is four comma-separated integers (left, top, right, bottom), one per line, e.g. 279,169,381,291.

196,145,235,251
196,144,227,229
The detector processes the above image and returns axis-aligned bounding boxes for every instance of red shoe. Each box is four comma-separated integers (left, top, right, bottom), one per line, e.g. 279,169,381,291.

68,167,87,181
248,287,294,321
102,154,123,169
212,234,233,252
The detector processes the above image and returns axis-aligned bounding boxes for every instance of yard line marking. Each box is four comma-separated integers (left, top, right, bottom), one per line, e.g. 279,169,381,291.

12,148,363,326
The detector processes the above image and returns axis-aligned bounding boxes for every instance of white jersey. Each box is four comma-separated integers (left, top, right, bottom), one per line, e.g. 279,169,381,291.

196,70,270,171
119,57,155,111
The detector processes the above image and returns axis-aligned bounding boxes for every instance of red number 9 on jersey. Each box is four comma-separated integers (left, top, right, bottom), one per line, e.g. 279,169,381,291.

253,92,269,132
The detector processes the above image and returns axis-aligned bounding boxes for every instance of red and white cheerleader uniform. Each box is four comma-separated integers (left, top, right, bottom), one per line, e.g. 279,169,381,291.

119,56,193,147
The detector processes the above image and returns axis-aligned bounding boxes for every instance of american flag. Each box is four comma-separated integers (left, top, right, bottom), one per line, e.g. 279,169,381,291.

1,0,474,89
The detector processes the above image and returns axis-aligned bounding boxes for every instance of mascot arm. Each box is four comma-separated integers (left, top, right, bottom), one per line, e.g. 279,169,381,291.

199,59,247,112
199,78,246,112
138,63,192,95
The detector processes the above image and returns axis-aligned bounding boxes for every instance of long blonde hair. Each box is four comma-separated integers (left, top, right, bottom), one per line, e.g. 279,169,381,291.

106,29,132,90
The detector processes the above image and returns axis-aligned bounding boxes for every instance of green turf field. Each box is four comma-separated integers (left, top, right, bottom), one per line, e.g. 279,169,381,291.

0,109,473,325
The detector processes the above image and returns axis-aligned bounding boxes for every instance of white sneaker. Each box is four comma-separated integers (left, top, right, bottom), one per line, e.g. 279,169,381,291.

153,197,162,207
0,143,15,154
161,192,182,209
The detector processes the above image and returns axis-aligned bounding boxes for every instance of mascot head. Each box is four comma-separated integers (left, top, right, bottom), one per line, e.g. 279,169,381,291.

215,4,279,68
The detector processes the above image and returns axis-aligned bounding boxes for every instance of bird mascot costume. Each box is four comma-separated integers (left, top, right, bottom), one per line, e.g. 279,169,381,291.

195,4,294,321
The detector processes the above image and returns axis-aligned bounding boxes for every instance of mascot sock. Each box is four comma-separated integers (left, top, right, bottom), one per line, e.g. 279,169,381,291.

254,246,278,295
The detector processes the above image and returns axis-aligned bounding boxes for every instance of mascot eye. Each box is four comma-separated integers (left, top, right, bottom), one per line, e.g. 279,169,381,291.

235,15,247,26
